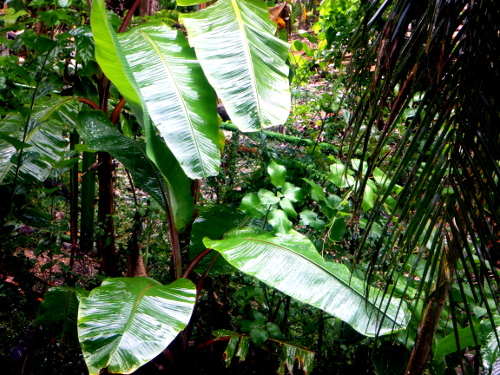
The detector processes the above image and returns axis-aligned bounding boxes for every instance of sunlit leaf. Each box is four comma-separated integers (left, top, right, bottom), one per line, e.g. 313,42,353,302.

204,228,409,336
78,277,196,375
0,98,78,185
240,192,267,218
118,25,220,179
179,0,291,131
268,208,292,234
91,0,145,125
268,160,287,188
327,162,355,188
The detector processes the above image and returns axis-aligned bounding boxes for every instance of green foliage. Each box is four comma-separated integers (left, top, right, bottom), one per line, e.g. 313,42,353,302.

78,277,196,375
179,0,291,131
1,0,498,374
204,226,409,336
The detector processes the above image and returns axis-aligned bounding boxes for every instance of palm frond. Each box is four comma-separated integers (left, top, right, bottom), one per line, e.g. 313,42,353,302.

343,0,500,371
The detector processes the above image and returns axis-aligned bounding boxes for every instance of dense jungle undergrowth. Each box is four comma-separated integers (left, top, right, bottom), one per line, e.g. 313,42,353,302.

1,0,499,374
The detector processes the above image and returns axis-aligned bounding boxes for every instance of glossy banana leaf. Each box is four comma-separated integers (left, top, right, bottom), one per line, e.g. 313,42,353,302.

78,277,196,375
76,110,193,229
90,0,145,125
204,228,409,336
179,0,291,131
76,110,164,205
118,25,220,179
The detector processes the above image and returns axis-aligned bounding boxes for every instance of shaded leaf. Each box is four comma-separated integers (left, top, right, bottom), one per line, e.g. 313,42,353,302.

328,218,346,241
434,324,480,361
299,210,326,230
76,110,168,209
35,287,89,338
250,327,269,346
189,205,247,275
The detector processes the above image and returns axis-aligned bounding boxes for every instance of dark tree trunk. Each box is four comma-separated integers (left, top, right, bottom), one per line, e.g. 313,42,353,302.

139,0,158,17
97,151,119,276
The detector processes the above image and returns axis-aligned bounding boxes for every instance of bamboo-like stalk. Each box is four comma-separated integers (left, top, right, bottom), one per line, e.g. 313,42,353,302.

80,152,96,254
219,122,339,151
68,130,80,284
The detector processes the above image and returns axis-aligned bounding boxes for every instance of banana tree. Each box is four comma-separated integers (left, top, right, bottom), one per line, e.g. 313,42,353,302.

36,1,411,374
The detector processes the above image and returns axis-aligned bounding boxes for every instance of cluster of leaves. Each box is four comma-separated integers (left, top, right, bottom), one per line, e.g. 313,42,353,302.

1,0,499,375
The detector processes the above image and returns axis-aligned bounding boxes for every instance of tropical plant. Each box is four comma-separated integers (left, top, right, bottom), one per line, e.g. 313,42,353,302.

341,0,500,373
0,0,409,373
2,0,498,373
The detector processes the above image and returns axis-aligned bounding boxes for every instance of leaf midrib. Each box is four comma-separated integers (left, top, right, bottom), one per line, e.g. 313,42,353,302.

137,29,209,177
230,0,262,123
109,283,155,366
222,235,401,325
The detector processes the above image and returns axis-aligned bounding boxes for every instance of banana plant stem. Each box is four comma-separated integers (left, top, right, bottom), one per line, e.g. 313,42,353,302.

219,122,338,151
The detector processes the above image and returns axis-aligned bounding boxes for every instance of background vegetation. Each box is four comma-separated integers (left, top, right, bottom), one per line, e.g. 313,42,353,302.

0,0,499,374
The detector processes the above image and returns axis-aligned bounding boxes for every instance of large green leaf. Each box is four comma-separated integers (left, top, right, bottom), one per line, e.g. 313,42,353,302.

145,124,195,230
204,228,409,336
35,286,90,338
76,110,194,229
179,0,291,132
0,98,78,185
77,110,165,207
190,205,266,275
118,25,220,179
434,324,480,361
78,277,196,375
90,0,145,125
480,317,500,373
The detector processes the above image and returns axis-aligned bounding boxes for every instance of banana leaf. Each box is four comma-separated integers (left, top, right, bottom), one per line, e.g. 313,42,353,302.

35,286,90,339
90,0,145,125
76,110,167,208
118,25,220,179
204,228,409,336
179,0,291,132
76,110,193,229
78,277,196,375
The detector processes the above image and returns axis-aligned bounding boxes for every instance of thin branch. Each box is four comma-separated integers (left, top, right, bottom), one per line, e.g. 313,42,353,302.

110,97,126,125
77,97,100,110
118,0,142,33
181,248,214,279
